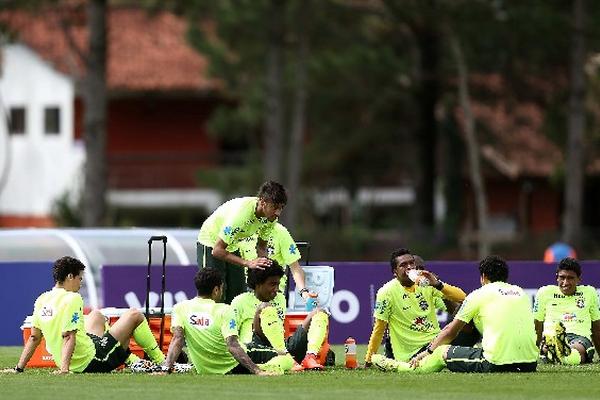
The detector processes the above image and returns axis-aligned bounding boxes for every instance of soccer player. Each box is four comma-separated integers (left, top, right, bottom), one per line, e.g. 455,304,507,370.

230,261,329,371
2,256,165,374
197,180,287,303
533,257,600,365
162,267,292,375
403,255,538,373
365,248,467,366
237,222,316,302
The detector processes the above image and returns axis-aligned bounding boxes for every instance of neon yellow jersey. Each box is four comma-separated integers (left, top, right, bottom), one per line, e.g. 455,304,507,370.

237,223,300,292
197,197,276,252
533,285,600,339
456,282,538,365
171,297,240,374
230,292,286,344
373,279,446,361
31,287,94,372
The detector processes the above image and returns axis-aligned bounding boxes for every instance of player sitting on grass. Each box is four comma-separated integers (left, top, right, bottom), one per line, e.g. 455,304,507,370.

162,267,292,375
365,248,467,366
231,261,329,371
534,257,600,365
2,256,164,374
372,255,539,373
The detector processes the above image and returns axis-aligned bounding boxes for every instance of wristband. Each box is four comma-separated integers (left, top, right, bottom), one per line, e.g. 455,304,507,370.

433,280,444,291
15,366,24,373
298,288,310,296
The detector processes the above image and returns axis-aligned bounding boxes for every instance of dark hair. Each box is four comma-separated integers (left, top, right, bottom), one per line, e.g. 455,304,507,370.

194,268,223,296
247,261,285,289
478,255,509,283
257,181,287,206
53,256,85,283
557,257,581,278
389,248,411,273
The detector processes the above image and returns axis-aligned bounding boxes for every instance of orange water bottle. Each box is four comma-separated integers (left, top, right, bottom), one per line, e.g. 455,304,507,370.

344,337,358,369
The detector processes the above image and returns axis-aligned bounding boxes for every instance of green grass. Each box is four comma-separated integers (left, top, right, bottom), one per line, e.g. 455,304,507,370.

2,346,600,400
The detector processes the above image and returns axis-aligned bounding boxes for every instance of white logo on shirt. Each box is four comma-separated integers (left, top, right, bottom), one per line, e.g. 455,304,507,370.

40,305,55,321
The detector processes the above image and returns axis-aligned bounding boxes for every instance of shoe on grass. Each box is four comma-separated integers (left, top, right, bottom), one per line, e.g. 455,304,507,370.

300,353,324,370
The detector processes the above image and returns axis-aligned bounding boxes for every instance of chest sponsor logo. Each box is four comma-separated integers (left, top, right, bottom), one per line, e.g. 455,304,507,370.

410,316,435,332
562,313,577,322
189,313,213,330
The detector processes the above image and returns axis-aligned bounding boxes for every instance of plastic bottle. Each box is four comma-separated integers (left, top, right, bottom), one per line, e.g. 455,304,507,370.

305,294,318,311
407,269,429,287
344,337,358,369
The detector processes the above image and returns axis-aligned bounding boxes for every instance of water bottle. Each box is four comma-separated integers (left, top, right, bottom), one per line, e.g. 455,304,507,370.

305,294,318,311
344,337,358,369
407,269,429,287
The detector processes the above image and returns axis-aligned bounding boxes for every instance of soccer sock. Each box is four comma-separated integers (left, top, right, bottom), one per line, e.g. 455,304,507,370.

259,306,286,352
306,311,329,355
125,353,141,365
261,354,295,372
415,345,448,373
132,319,165,364
563,349,581,365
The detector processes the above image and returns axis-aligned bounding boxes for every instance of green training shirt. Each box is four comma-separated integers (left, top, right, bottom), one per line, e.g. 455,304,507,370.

197,197,276,252
373,279,446,361
230,292,287,344
31,287,94,372
171,297,240,374
456,281,538,365
533,285,600,339
237,223,301,292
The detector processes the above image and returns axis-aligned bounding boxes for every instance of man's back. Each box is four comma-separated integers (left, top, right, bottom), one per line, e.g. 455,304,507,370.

456,282,538,365
31,288,95,372
171,297,239,374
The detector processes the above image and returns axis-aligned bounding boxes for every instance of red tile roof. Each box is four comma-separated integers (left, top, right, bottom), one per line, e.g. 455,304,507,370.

2,7,220,92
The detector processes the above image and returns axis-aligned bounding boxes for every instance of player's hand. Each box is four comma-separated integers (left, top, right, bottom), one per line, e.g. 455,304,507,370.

418,270,440,287
52,369,71,375
409,351,428,368
301,291,318,300
247,257,272,270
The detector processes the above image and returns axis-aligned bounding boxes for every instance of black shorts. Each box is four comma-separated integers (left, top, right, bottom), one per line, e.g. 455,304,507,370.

82,332,130,373
197,242,247,304
567,333,595,363
249,326,308,364
445,346,537,373
228,342,279,374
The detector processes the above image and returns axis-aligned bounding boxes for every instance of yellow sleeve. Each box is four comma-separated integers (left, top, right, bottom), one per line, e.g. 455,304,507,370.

365,319,387,363
440,283,466,303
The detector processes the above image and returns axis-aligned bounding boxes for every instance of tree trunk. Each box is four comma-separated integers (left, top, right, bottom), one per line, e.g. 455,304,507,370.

283,0,309,229
82,0,108,226
450,34,490,258
414,24,439,229
563,0,586,248
263,0,285,182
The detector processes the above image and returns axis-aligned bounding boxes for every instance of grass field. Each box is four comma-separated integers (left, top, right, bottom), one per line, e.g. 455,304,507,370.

1,345,600,400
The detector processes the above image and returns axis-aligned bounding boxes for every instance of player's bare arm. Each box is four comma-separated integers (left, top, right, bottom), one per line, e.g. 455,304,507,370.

212,239,270,270
55,330,76,374
591,320,600,355
225,335,272,375
410,319,466,367
1,327,44,373
163,326,185,373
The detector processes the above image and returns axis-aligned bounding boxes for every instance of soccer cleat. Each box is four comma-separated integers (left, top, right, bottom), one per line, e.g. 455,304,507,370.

553,321,571,361
291,361,305,372
172,363,194,373
129,359,162,373
300,353,324,370
371,354,412,372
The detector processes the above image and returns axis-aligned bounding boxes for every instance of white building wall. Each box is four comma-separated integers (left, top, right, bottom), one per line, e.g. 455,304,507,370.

0,44,84,218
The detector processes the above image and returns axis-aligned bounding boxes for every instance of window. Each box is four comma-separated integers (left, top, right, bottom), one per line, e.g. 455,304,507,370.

8,107,26,135
44,106,60,135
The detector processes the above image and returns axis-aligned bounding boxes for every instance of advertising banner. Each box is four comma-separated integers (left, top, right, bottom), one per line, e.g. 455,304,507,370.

102,261,600,344
0,262,54,345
